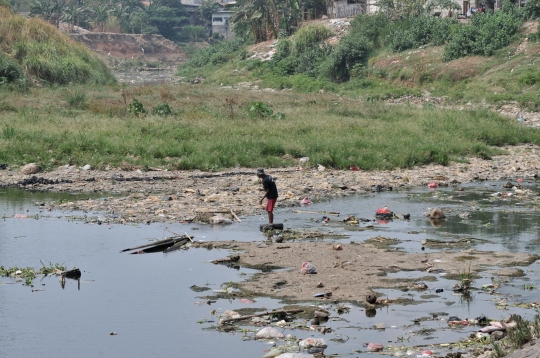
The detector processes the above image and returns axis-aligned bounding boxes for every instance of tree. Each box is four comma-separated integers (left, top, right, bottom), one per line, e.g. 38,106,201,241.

146,0,189,40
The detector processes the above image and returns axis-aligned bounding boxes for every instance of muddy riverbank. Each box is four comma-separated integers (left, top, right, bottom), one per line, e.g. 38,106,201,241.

0,144,539,225
198,240,539,303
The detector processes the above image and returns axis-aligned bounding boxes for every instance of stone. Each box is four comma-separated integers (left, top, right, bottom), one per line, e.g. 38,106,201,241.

366,342,383,352
366,294,377,304
491,330,505,340
20,163,40,175
429,208,445,219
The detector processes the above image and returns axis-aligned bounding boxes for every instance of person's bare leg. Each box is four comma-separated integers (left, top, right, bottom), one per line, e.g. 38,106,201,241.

268,211,274,224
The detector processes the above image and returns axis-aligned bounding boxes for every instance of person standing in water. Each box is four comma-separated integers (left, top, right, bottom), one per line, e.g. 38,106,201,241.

257,168,278,224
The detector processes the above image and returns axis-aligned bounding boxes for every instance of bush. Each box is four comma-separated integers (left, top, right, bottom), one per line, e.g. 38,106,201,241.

325,31,373,82
443,1,522,61
0,52,25,85
180,37,245,69
127,99,147,117
65,88,87,109
386,16,457,52
517,70,540,85
523,0,540,19
290,24,334,56
181,25,207,42
152,103,172,116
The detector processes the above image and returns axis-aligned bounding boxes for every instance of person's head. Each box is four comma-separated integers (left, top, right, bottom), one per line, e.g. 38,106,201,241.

256,168,265,178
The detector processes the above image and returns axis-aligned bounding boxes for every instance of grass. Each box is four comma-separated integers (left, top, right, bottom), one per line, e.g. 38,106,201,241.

0,83,539,171
0,5,115,85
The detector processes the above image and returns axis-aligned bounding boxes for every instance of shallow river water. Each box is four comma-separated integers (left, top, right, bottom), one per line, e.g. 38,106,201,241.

1,182,539,358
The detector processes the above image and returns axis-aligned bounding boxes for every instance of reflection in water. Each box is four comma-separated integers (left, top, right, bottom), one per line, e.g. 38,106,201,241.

365,309,377,318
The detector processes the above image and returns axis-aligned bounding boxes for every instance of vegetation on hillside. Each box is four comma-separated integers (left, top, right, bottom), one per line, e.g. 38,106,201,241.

0,5,115,86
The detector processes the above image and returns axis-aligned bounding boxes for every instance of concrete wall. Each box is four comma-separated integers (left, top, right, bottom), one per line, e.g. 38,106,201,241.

212,12,235,39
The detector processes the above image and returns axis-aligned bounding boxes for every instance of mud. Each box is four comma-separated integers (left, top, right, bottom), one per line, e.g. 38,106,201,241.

0,144,539,225
204,240,539,302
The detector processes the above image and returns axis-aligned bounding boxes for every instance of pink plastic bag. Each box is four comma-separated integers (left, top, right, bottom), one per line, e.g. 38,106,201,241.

300,261,317,274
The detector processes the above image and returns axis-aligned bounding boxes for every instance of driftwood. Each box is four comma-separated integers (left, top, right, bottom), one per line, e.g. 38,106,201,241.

121,235,192,253
293,210,340,217
219,309,304,325
230,210,242,223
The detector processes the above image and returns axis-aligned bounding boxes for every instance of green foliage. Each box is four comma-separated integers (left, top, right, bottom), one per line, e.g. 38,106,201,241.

128,98,147,116
146,0,189,41
290,24,333,56
181,25,207,42
179,37,245,69
326,31,373,81
65,88,87,109
523,0,540,19
443,1,522,61
0,51,25,88
517,70,540,85
386,16,457,52
247,101,273,117
152,103,172,116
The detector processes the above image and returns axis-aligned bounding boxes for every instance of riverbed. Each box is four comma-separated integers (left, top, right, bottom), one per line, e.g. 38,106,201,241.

1,181,539,358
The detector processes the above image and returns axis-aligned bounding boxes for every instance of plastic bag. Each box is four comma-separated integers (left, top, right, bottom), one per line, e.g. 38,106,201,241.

299,338,327,349
300,262,317,274
210,215,233,224
255,327,284,339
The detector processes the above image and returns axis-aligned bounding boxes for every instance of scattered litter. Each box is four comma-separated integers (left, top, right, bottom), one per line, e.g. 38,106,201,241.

299,338,327,349
300,197,312,206
275,353,314,358
313,292,332,298
350,166,359,171
255,327,285,339
300,262,317,274
238,298,254,304
13,213,27,219
428,182,438,189
210,215,233,225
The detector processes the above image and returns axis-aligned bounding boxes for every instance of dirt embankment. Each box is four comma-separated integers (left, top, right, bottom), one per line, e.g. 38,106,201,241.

70,33,187,65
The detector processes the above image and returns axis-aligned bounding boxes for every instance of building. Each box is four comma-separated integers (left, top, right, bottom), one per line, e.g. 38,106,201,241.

211,9,234,39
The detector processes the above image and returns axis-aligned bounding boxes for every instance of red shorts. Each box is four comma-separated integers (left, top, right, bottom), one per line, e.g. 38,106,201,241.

266,198,277,212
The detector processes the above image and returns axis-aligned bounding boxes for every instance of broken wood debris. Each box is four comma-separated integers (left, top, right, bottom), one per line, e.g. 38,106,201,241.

293,210,340,217
120,235,193,254
219,308,304,325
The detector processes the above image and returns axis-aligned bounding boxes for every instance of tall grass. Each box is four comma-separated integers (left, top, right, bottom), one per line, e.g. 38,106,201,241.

0,85,538,171
0,5,115,85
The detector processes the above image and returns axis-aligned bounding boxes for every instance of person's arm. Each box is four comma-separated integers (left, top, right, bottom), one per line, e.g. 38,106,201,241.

259,188,270,204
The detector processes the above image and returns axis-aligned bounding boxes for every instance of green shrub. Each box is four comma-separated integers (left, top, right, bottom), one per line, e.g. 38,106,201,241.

65,88,88,109
0,52,24,84
247,101,273,118
290,24,334,56
181,25,207,42
523,0,540,19
127,99,147,117
443,1,522,61
179,37,244,69
152,103,172,116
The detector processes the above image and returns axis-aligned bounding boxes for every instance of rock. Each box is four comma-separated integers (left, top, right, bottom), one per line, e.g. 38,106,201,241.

429,208,445,219
374,322,386,330
20,163,40,175
314,310,329,318
491,330,505,340
366,342,383,352
366,294,377,304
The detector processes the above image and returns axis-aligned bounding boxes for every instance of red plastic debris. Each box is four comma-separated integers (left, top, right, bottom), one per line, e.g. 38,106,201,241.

517,178,523,183
350,165,359,171
420,350,433,356
376,207,391,215
428,182,438,189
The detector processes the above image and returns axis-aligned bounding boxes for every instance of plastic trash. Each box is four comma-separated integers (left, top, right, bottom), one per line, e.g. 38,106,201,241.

300,197,312,206
210,216,233,225
0,164,7,170
375,207,393,221
350,165,359,171
263,348,284,358
275,353,314,358
299,338,327,349
428,182,438,189
13,213,27,219
82,164,91,170
435,288,444,293
255,327,285,339
300,261,317,274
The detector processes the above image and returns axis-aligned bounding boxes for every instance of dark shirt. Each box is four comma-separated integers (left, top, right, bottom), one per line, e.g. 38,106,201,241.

262,175,278,199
